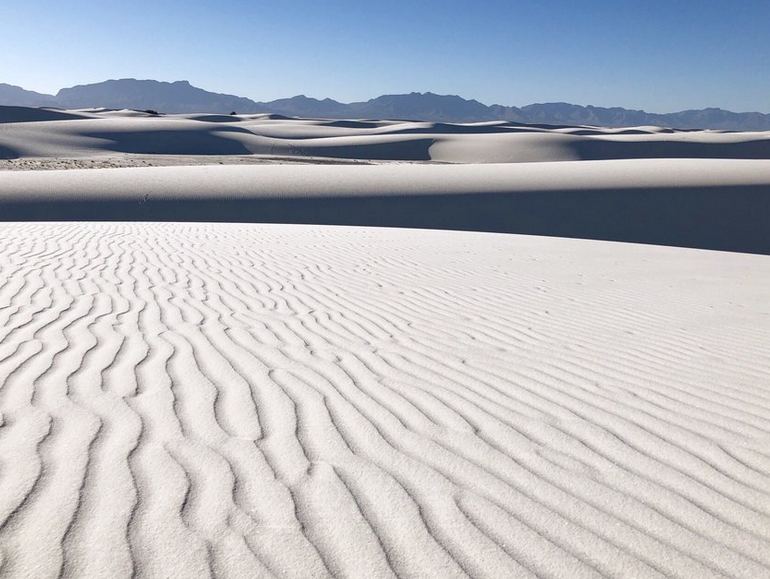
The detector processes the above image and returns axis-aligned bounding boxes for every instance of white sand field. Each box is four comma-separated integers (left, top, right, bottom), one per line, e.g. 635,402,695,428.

0,223,768,578
0,107,769,577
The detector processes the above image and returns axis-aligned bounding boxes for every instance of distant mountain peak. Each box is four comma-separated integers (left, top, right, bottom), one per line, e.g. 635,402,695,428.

1,79,769,130
51,78,257,112
0,83,57,107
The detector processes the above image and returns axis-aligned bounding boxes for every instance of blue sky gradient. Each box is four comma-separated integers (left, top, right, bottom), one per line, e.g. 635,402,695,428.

3,0,769,112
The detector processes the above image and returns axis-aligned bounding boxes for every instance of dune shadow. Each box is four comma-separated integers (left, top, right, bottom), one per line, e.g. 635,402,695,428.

567,129,656,136
0,144,19,159
81,129,252,155
321,120,382,129
576,139,770,160
2,184,768,254
0,106,87,123
292,138,434,161
187,115,242,123
385,123,542,135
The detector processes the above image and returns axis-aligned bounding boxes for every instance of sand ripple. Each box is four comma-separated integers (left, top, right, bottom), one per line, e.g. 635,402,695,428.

0,223,768,578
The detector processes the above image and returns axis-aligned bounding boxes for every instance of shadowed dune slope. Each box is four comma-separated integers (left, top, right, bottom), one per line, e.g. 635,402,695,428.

0,107,89,124
0,222,767,577
1,160,769,254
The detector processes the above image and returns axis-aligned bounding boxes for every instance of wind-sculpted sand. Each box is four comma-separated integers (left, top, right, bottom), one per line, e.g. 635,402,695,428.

2,107,770,164
0,222,768,578
1,104,769,577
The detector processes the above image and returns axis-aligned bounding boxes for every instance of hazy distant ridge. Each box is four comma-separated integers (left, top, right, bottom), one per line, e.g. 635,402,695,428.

3,78,770,130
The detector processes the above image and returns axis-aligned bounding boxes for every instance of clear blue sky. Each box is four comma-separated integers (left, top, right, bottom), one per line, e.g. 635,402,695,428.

3,0,769,112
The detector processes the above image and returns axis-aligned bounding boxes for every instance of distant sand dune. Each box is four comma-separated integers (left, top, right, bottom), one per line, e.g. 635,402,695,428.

1,107,770,163
0,223,767,577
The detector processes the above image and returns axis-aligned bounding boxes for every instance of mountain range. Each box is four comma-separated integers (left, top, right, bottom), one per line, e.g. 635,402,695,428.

2,79,769,131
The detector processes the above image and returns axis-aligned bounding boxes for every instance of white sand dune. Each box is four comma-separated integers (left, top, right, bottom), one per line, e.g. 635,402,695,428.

0,222,768,578
1,105,769,577
2,106,770,163
1,160,769,253
3,158,769,197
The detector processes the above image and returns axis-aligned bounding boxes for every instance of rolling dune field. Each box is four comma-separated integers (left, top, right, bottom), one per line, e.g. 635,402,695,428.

0,106,769,577
2,107,770,165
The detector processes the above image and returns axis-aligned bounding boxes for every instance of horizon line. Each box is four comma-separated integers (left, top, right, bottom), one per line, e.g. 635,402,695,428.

3,77,770,116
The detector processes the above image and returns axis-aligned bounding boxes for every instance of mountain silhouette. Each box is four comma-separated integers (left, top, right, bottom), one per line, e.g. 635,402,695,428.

0,83,57,108
2,78,769,130
55,79,257,113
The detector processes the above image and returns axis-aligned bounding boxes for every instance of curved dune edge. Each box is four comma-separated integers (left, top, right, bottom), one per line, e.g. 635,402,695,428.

0,222,768,577
1,160,770,254
2,108,770,163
